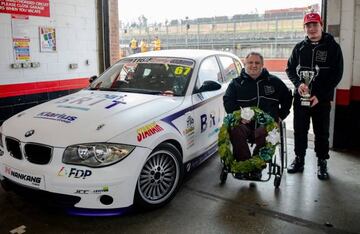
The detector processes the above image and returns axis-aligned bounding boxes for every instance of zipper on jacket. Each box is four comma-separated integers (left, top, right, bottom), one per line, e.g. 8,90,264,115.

311,44,322,71
255,79,263,129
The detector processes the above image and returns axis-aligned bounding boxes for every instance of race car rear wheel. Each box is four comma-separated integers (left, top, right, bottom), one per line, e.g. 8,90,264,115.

135,142,183,210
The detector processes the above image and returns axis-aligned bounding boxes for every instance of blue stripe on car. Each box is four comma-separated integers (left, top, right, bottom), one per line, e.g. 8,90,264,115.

161,94,223,134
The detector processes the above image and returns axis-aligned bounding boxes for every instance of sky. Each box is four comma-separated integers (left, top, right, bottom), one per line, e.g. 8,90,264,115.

118,0,322,25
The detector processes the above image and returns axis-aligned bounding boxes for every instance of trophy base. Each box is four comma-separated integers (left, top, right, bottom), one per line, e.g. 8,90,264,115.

301,94,311,107
301,100,311,107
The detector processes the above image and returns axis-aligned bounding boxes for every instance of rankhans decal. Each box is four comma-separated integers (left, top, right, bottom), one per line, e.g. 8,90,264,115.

137,122,164,142
5,166,41,186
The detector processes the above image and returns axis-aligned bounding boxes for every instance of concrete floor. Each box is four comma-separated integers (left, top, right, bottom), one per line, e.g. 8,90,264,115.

0,138,359,234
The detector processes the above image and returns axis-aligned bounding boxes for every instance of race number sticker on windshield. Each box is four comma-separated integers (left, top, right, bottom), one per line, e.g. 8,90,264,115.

2,164,45,189
174,66,192,76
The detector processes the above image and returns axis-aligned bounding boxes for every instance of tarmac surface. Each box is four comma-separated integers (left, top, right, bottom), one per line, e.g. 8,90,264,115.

0,137,359,234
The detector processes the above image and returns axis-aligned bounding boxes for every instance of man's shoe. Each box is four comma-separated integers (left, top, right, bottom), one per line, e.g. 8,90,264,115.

317,159,329,180
287,157,304,173
234,172,248,180
249,170,262,180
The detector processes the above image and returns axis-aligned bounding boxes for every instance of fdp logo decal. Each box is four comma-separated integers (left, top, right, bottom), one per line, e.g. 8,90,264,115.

57,167,92,179
137,122,164,142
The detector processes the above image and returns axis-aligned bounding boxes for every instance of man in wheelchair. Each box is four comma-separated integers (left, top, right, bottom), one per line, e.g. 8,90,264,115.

223,52,293,180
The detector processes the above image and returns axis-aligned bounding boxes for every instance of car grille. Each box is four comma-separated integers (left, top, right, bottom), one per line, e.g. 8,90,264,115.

5,137,53,164
24,143,53,165
5,137,22,160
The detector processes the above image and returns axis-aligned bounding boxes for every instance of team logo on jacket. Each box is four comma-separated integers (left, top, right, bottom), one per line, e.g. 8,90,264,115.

264,85,275,95
315,50,327,63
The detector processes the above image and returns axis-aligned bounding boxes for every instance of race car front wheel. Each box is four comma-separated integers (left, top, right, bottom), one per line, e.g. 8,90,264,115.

135,142,183,210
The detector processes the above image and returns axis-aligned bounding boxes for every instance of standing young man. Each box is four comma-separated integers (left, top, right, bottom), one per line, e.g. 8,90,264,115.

286,12,343,180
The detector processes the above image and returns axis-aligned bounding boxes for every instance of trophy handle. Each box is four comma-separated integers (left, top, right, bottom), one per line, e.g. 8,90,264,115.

296,65,301,78
314,65,320,79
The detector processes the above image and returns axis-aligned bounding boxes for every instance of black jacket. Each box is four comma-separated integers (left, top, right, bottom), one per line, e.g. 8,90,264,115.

223,68,293,121
286,32,343,102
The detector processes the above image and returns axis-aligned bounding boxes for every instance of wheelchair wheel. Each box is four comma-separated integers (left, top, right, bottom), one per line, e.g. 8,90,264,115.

220,169,228,184
274,175,281,188
280,121,287,170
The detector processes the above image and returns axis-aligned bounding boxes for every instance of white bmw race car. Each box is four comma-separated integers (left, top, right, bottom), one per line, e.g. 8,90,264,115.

0,49,243,215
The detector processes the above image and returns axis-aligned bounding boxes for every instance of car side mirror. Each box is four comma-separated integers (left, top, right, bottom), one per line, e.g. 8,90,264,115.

196,80,221,93
89,75,98,83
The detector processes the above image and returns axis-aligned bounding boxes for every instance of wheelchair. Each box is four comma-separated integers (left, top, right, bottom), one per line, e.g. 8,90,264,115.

219,121,287,188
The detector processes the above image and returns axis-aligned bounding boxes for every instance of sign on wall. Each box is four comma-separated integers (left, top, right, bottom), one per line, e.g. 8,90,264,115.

0,0,50,17
13,38,30,61
39,26,56,52
11,14,30,38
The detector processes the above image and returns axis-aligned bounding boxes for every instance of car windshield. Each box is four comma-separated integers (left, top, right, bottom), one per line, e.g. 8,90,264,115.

89,57,195,96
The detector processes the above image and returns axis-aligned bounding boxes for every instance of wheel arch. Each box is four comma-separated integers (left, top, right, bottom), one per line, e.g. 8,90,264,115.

159,139,183,162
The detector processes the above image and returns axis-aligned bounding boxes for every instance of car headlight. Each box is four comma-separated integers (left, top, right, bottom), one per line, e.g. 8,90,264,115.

63,143,135,167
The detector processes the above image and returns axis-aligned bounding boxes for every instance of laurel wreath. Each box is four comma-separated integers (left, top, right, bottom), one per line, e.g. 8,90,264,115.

218,107,280,173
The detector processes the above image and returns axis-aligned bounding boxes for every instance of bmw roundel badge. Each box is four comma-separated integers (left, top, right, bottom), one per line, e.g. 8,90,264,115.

25,130,35,137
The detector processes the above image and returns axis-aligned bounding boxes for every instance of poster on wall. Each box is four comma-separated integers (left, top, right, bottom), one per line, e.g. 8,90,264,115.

11,14,30,38
0,0,50,17
13,38,30,61
39,26,56,52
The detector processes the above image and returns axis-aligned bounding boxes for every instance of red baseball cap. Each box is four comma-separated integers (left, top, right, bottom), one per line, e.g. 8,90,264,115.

303,12,322,25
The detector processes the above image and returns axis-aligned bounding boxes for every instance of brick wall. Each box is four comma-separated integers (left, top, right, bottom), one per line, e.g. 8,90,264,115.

109,0,120,65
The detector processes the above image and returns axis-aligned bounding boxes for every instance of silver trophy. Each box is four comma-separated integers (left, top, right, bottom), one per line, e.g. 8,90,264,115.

296,65,319,107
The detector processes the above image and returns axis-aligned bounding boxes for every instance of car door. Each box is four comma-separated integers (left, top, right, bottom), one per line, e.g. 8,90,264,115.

189,55,226,161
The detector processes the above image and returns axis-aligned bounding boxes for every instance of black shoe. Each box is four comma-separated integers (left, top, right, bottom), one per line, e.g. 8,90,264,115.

234,173,248,180
249,170,262,180
287,156,304,173
317,159,329,180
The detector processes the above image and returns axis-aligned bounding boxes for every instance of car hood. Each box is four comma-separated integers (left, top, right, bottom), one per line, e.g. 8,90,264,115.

2,90,183,147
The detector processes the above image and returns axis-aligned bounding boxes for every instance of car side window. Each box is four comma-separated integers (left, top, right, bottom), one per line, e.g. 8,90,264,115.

234,60,243,74
219,56,240,82
198,56,222,85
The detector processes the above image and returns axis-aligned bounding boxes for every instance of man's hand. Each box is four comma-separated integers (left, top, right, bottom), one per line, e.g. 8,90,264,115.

298,83,309,96
241,119,251,124
310,96,319,107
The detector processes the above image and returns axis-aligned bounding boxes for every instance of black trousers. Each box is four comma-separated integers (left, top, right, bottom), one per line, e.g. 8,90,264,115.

293,96,331,160
230,124,267,161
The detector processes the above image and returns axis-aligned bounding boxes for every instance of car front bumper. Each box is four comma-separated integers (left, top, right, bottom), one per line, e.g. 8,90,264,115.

0,146,151,210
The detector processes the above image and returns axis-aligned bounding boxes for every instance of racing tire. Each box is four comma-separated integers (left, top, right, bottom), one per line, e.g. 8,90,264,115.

134,142,183,210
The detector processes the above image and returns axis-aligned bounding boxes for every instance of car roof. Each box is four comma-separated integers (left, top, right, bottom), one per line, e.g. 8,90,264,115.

127,49,238,61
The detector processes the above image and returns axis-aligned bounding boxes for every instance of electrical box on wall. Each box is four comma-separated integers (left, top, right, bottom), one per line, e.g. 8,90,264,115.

22,63,31,68
10,63,22,69
69,63,78,69
31,62,40,68
10,62,41,69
